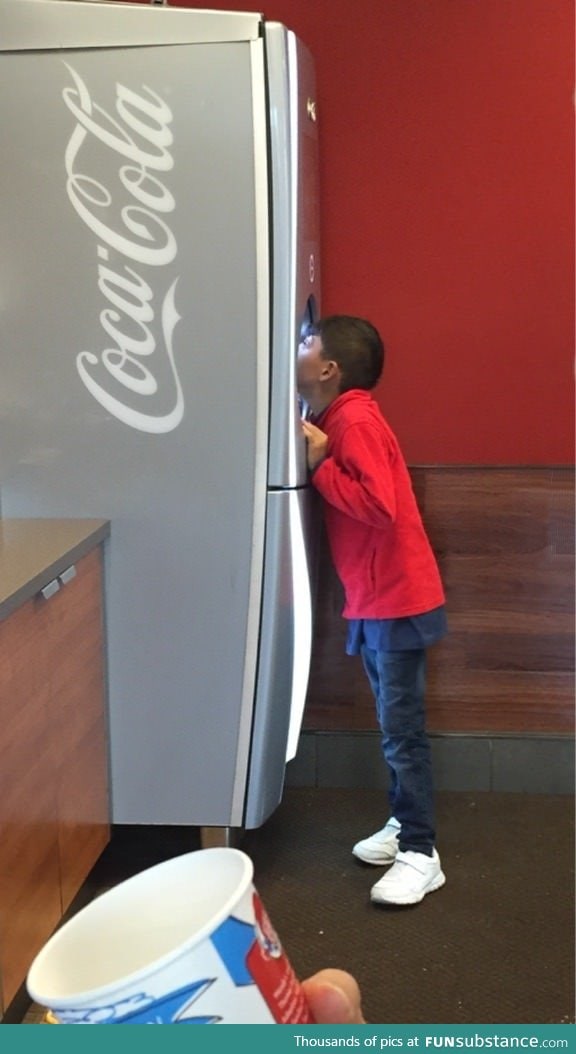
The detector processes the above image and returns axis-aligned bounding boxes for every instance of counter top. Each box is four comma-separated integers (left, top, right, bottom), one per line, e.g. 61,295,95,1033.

0,518,110,623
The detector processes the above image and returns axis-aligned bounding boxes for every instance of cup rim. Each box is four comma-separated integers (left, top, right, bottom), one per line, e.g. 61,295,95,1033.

27,847,254,1009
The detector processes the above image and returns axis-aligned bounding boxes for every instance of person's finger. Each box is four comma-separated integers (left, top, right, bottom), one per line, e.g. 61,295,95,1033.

301,969,365,1024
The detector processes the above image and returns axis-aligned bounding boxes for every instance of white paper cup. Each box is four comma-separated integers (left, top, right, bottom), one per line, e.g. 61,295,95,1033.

27,847,314,1024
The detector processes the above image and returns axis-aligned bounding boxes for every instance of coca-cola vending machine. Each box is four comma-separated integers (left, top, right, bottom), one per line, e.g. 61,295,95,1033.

0,0,321,839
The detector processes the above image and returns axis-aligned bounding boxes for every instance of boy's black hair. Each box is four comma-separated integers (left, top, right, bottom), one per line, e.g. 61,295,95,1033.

309,315,385,392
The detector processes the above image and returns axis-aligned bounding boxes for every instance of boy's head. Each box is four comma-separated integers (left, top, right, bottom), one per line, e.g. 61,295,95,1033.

297,315,385,414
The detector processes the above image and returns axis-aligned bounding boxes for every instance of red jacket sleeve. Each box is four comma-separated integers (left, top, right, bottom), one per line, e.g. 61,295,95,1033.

311,422,396,527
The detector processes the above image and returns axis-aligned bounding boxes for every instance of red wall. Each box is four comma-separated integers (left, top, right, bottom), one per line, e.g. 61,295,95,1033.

148,0,574,463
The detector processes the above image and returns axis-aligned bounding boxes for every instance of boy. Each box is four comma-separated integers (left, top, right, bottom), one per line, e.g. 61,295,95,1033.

298,315,447,907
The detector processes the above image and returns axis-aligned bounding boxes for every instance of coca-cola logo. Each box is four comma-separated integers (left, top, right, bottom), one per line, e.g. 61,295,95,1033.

62,63,183,433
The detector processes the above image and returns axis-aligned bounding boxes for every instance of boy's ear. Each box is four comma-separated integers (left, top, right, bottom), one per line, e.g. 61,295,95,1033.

320,359,340,382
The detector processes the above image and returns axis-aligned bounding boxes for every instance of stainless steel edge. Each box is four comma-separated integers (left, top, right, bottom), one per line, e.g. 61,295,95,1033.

0,0,263,51
243,487,315,829
264,24,321,489
229,36,271,827
264,22,297,487
284,487,314,761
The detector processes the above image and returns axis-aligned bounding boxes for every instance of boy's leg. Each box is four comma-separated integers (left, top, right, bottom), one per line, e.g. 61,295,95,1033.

361,645,435,855
359,644,398,819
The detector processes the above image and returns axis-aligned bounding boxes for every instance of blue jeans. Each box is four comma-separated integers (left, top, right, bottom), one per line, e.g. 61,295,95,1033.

360,646,436,855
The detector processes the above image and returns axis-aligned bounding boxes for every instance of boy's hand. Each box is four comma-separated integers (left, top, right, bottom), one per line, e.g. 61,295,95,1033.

302,420,328,471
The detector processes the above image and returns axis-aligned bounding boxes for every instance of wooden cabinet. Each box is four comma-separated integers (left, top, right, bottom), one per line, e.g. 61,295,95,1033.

0,544,110,1012
0,595,62,1014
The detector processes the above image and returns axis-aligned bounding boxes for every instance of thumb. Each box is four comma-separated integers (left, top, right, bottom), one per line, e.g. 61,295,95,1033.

301,969,365,1024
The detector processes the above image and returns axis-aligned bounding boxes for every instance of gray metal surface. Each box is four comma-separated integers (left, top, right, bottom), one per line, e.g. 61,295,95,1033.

244,486,318,828
265,24,321,489
0,0,262,51
0,36,269,825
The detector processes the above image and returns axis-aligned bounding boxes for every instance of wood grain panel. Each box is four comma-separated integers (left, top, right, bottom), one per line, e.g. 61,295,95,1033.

46,549,110,913
0,546,110,1009
0,598,61,1008
304,468,574,735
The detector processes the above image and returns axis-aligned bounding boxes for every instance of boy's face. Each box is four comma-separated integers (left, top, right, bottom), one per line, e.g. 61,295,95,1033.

296,334,329,401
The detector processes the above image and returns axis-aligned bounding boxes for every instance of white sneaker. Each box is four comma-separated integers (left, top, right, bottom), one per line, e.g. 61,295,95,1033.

352,817,401,865
370,848,445,906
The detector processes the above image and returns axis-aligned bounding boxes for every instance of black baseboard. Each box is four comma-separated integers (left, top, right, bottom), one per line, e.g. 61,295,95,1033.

286,731,575,795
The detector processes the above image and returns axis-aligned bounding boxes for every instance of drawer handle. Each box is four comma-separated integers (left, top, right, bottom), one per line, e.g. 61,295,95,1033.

40,579,60,601
59,565,77,586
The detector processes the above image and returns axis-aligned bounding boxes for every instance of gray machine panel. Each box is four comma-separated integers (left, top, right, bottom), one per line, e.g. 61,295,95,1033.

0,0,262,52
0,37,270,825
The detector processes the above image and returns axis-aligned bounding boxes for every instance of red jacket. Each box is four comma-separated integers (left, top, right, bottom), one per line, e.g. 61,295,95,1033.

311,390,445,619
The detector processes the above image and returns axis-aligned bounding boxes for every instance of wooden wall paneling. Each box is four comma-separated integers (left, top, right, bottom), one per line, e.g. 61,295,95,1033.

304,468,575,736
548,470,575,555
